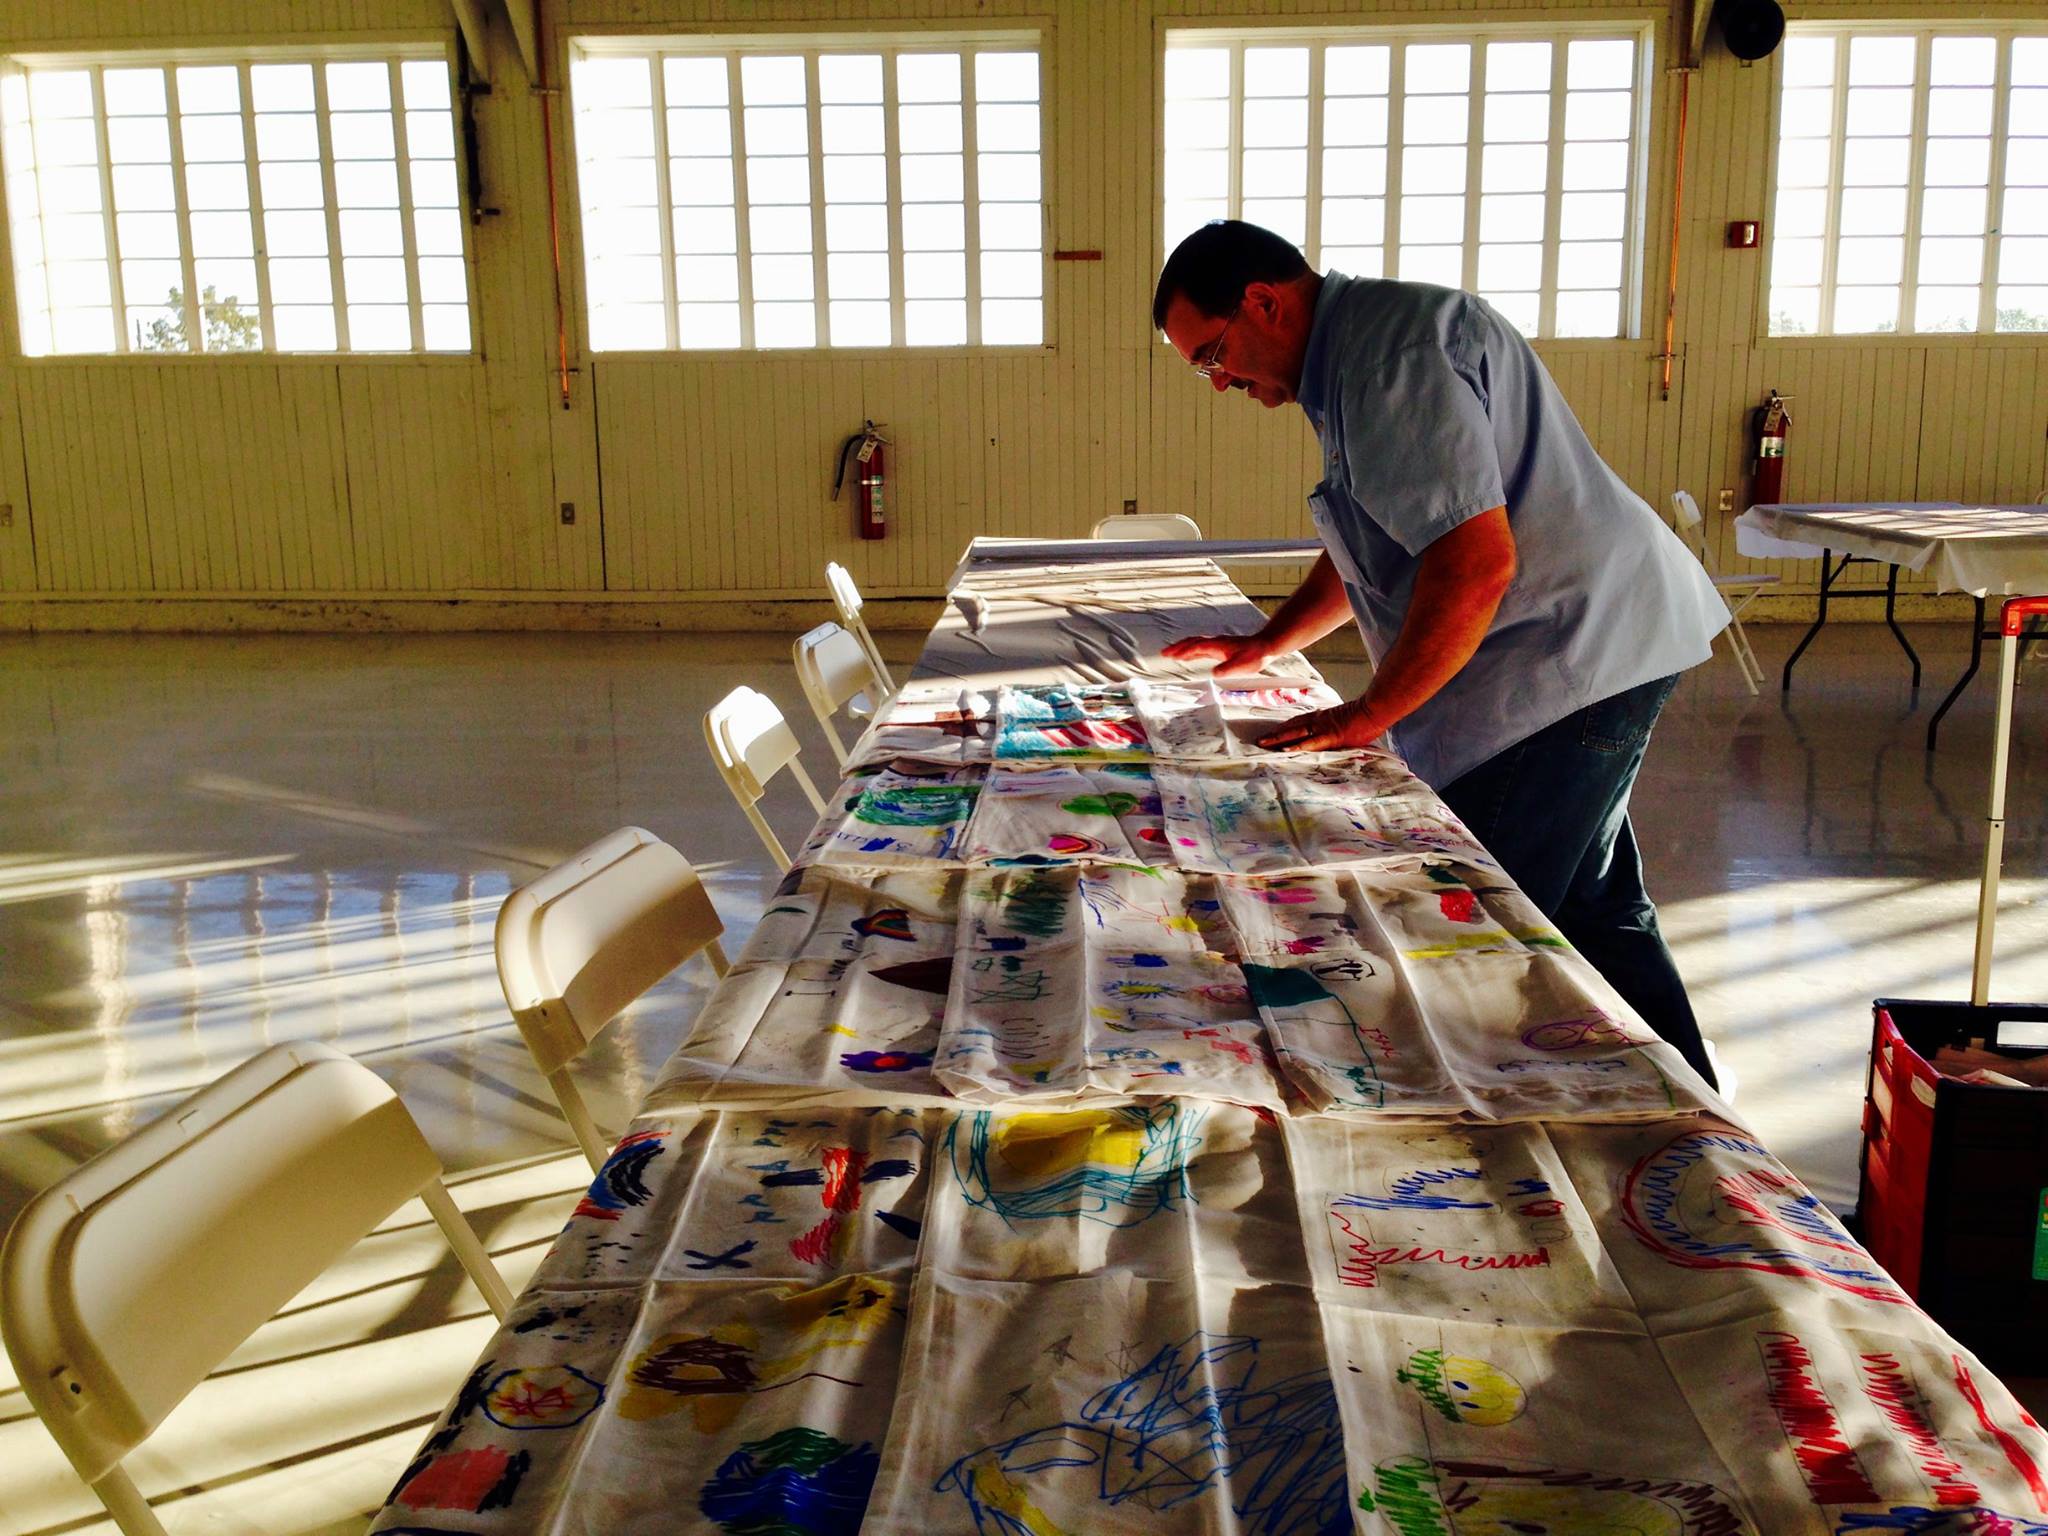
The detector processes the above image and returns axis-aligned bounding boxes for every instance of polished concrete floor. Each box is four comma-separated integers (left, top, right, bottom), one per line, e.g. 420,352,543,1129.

0,618,2042,1532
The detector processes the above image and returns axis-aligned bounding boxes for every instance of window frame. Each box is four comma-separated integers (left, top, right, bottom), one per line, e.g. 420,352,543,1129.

566,25,1051,358
0,38,475,362
1156,16,1657,344
1762,20,2048,345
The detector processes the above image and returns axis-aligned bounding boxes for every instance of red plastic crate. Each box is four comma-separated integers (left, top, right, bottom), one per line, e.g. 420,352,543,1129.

1858,998,2048,1375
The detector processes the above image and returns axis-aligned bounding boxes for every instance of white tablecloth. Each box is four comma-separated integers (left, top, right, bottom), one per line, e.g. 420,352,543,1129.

947,537,1322,591
1737,502,2048,595
371,554,2048,1536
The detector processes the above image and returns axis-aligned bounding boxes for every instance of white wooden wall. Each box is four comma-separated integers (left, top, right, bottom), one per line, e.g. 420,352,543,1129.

0,0,2042,620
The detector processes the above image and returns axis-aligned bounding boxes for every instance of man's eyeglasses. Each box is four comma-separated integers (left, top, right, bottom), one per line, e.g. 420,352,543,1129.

1192,302,1242,379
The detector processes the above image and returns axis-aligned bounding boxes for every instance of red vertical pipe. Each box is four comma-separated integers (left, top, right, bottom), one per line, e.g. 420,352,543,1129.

1662,67,1692,401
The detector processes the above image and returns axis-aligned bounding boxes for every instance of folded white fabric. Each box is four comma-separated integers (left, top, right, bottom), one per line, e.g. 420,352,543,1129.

647,865,963,1107
1225,865,1716,1121
994,682,1152,760
960,761,1173,867
843,683,996,767
797,762,984,868
1153,752,1496,875
935,865,1286,1107
1132,676,1346,760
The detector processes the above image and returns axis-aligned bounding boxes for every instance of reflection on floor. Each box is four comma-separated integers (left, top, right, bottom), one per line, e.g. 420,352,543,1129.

0,620,2041,1531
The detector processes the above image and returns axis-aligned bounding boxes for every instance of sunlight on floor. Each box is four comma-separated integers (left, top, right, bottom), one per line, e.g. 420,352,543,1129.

0,621,2038,1531
1663,874,2048,1209
0,1152,582,1535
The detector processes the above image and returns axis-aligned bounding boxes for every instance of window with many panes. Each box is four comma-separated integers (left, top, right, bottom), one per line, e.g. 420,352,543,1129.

1769,27,2048,335
569,36,1043,350
1163,27,1646,339
0,52,469,355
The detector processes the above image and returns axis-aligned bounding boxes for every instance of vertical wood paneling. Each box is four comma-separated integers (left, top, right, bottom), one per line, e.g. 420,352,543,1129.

1,0,2043,608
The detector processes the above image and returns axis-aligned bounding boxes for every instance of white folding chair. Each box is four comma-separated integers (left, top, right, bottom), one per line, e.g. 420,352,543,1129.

1672,490,1780,695
1091,512,1205,541
794,621,889,771
704,685,830,872
1,1041,512,1536
496,827,731,1171
824,561,897,694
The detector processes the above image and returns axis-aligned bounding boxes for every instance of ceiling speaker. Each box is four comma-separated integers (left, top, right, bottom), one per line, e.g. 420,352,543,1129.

1719,0,1787,62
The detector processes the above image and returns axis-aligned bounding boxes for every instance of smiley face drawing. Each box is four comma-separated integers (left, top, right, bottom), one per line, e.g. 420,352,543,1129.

1398,1347,1527,1426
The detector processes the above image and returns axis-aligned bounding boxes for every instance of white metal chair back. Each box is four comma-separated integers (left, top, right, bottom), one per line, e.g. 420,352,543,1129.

1091,512,1204,541
794,621,887,771
0,1041,511,1536
824,561,896,692
704,685,829,872
496,827,730,1169
1670,489,1778,695
1669,489,1719,572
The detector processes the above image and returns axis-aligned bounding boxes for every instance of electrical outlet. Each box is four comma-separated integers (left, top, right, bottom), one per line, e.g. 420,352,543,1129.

1122,498,1137,515
1717,489,1734,513
560,501,576,525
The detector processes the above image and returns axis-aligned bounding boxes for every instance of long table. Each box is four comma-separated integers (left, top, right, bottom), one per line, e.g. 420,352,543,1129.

374,554,2048,1535
1738,501,2048,748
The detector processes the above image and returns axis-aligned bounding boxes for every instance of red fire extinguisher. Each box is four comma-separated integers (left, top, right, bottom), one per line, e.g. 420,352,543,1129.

834,420,889,540
1749,390,1791,506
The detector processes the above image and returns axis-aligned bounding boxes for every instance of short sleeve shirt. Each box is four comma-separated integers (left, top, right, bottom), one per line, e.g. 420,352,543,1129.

1295,273,1728,787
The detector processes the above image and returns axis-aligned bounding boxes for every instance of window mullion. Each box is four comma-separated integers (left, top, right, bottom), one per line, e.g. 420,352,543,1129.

387,60,422,351
238,63,274,350
1625,33,1648,339
1384,41,1405,279
1538,40,1568,337
961,49,982,345
89,66,130,353
163,68,203,348
1982,33,2014,333
727,53,755,349
883,46,904,347
1898,33,1932,334
804,52,829,347
20,69,57,340
1461,38,1486,293
1303,44,1325,265
1227,44,1244,218
1818,32,1849,334
648,52,679,350
311,63,350,351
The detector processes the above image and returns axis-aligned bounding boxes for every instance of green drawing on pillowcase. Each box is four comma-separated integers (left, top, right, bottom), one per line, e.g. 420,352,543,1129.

1060,792,1140,818
998,871,1070,940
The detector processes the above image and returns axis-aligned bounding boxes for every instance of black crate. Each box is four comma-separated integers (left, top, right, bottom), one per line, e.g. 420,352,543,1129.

1859,998,2048,1376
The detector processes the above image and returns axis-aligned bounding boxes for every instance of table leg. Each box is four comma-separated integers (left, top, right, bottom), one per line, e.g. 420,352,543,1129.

1926,593,1988,752
1782,548,1841,692
1884,562,1921,687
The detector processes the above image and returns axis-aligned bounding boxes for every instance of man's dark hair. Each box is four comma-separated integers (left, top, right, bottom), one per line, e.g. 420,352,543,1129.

1151,220,1312,331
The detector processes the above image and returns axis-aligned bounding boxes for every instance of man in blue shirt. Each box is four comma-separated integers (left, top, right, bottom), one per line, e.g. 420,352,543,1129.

1153,221,1728,1087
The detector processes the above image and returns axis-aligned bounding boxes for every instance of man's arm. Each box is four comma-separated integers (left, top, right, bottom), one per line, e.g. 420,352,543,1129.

1257,506,1516,752
1161,553,1353,674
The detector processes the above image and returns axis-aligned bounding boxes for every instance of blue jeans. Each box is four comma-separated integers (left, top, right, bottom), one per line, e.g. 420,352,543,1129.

1437,674,1715,1088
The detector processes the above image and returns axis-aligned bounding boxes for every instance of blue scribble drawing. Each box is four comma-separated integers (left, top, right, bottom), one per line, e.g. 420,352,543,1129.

1837,1512,2048,1535
1335,1167,1493,1213
944,1102,1205,1229
683,1240,757,1270
571,1128,667,1221
934,1332,1349,1535
699,1427,878,1535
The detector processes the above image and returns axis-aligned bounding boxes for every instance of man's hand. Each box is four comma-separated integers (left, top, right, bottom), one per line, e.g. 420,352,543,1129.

1161,632,1276,676
1255,698,1387,753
